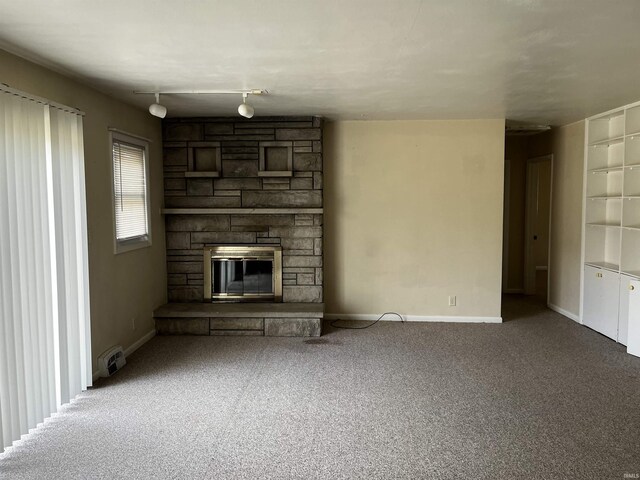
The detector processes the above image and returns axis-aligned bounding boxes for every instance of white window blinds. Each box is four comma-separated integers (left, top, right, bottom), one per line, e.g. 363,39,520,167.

0,86,91,453
112,137,149,243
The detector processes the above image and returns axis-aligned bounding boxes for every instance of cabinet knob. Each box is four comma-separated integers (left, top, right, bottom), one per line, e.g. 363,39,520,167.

631,285,636,291
596,272,603,278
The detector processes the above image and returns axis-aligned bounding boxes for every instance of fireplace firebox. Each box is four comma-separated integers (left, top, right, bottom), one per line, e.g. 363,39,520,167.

203,245,282,302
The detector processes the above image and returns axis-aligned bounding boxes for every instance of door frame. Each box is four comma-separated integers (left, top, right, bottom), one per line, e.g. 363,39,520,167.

502,157,512,292
524,154,554,298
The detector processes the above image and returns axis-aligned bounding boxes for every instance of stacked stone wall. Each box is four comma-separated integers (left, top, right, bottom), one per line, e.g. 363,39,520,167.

162,116,323,303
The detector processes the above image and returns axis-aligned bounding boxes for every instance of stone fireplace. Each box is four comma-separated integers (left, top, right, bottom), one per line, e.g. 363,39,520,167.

154,116,324,336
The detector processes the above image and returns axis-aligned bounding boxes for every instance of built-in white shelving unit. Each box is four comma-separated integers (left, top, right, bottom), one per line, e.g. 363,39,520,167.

582,101,640,346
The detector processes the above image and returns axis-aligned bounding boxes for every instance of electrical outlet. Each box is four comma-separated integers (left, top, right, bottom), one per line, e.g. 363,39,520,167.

131,317,136,330
448,296,456,307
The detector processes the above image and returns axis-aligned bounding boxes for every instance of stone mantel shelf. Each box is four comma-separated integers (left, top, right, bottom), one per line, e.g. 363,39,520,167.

154,302,325,318
161,208,323,215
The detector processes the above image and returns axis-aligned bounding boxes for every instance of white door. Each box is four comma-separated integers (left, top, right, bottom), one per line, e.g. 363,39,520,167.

628,280,640,357
583,265,619,340
618,274,636,346
524,155,552,296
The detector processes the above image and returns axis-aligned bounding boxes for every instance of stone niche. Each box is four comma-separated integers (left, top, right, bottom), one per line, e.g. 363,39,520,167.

162,116,324,306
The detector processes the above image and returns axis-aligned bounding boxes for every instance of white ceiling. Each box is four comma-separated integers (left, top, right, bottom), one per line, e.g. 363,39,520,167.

1,0,640,125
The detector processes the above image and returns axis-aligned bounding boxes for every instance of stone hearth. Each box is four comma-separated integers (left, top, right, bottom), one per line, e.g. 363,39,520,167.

154,303,323,337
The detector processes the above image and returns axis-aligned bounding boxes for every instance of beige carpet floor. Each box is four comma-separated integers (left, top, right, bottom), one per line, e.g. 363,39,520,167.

1,296,639,479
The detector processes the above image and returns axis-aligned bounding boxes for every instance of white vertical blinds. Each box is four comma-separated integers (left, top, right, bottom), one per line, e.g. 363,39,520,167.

0,93,55,451
112,139,148,241
49,108,92,403
0,88,91,453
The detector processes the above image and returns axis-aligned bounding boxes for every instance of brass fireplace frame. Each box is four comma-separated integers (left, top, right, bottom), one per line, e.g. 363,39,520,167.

203,245,282,302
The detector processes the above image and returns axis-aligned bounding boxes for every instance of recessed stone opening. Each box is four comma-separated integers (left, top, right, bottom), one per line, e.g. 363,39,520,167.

186,141,221,177
265,147,289,171
259,141,293,177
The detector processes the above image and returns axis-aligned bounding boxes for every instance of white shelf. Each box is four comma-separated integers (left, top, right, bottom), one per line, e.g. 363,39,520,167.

621,270,640,279
589,112,625,145
588,139,624,170
589,136,624,147
625,135,640,166
586,198,621,226
586,158,623,197
589,166,623,174
584,261,620,272
622,228,640,275
624,166,640,196
585,225,621,269
623,198,640,230
626,105,640,135
587,223,621,228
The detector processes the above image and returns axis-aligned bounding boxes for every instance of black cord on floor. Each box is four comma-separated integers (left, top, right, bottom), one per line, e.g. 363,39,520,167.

330,312,404,329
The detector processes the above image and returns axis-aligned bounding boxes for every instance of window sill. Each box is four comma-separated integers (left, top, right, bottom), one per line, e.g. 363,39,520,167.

115,237,151,255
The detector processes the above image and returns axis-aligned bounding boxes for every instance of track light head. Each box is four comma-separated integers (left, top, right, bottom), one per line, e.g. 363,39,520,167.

148,93,167,118
238,93,255,118
238,103,254,119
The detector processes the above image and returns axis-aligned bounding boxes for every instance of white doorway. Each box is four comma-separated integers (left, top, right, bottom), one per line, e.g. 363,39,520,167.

524,155,553,298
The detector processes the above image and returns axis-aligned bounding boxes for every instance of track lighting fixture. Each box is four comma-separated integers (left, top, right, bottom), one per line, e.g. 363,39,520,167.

135,89,266,118
237,93,255,119
148,93,167,119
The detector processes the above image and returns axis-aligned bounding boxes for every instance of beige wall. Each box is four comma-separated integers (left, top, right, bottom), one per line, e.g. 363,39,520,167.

0,49,166,372
324,120,505,319
547,122,585,316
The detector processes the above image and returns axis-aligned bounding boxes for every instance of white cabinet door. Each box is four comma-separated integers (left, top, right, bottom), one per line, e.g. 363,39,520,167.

618,274,636,346
628,280,640,357
583,265,605,331
583,265,619,340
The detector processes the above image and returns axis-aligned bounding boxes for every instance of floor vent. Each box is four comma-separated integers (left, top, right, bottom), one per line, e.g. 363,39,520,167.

97,346,126,377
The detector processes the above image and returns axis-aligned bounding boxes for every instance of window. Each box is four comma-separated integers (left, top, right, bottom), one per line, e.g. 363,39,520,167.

110,130,151,253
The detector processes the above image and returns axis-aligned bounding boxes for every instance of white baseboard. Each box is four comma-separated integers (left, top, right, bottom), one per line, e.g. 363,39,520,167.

325,313,502,324
548,303,580,323
92,328,156,382
124,328,156,357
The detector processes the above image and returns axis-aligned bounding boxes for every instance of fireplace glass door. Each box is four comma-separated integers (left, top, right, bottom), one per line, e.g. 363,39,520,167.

204,245,282,302
212,259,273,297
